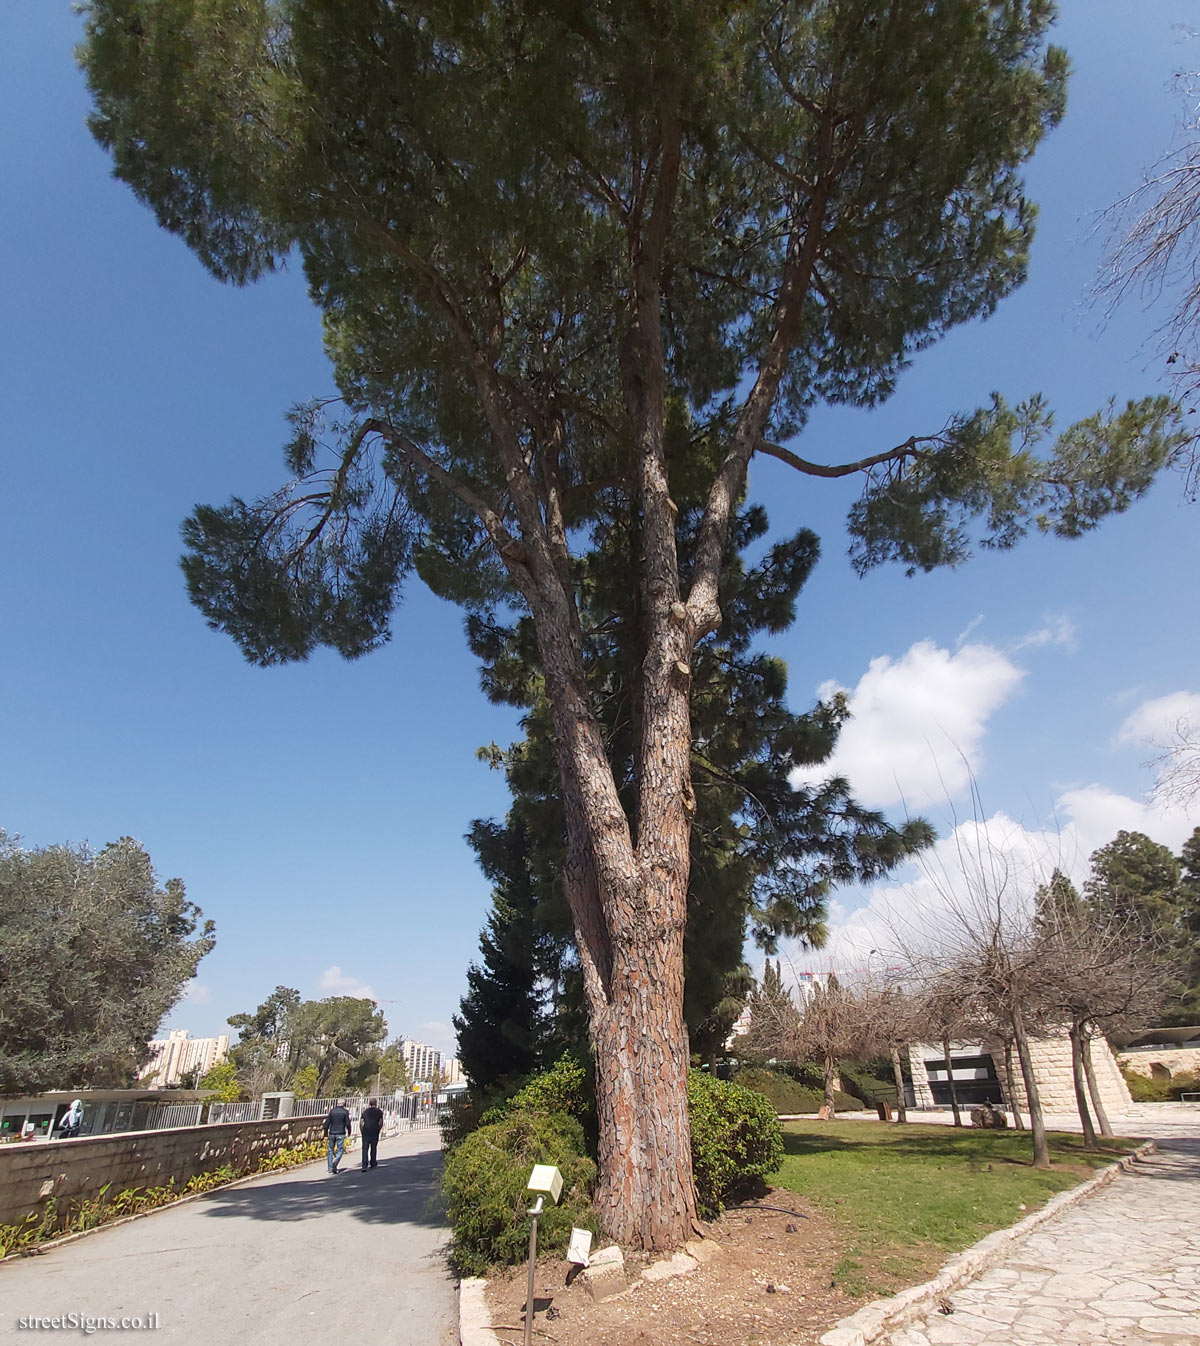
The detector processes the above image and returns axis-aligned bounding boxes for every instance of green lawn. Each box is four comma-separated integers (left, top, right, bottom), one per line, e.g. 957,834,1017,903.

772,1120,1141,1300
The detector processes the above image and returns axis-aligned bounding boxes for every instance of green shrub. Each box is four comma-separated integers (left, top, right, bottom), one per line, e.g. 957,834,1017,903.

732,1067,857,1115
480,1052,592,1127
688,1071,783,1218
1123,1068,1169,1102
442,1110,597,1277
838,1060,899,1109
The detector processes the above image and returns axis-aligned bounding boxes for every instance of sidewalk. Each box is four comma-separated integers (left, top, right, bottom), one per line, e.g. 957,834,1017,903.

2,1126,456,1345
879,1104,1200,1346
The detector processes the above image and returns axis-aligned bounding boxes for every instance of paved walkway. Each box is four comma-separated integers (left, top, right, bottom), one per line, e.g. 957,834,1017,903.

2,1127,457,1346
884,1107,1200,1346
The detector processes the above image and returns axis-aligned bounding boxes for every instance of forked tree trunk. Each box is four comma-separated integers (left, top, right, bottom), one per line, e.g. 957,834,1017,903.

890,1045,908,1122
1068,1022,1098,1150
942,1037,962,1126
1010,1001,1051,1169
1081,1031,1114,1139
1002,1039,1024,1130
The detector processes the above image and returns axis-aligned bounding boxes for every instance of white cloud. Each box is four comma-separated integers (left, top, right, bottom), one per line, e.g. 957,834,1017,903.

319,964,378,1001
1011,615,1077,653
788,784,1196,991
182,980,210,1005
790,640,1024,810
416,1021,458,1057
1116,690,1200,749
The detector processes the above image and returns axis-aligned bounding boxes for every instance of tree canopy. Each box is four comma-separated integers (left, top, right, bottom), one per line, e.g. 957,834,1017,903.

81,0,1188,1249
228,984,386,1095
0,833,215,1095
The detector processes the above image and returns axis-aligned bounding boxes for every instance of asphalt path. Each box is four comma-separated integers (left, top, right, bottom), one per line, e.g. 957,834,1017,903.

2,1127,457,1345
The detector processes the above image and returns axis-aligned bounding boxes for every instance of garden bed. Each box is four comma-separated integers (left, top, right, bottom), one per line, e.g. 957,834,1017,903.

481,1120,1142,1346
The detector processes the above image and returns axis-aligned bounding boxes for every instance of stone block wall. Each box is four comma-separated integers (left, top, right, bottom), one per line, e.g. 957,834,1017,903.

0,1116,325,1231
986,1034,1131,1116
1118,1045,1200,1080
907,1034,1131,1117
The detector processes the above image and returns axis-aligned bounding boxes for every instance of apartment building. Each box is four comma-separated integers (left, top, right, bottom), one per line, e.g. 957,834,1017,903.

143,1029,229,1088
401,1039,443,1084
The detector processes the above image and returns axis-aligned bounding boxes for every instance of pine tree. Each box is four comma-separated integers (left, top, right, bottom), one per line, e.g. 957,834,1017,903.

82,0,1187,1248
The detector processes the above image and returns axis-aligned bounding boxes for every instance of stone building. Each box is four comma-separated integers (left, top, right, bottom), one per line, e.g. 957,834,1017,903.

1115,1026,1200,1084
907,1033,1131,1116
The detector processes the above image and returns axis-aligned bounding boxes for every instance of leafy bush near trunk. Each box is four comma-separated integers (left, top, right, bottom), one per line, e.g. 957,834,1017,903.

688,1071,783,1217
441,1110,598,1276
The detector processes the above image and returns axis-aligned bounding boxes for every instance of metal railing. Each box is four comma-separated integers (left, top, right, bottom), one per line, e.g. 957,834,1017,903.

206,1101,263,1125
146,1102,203,1130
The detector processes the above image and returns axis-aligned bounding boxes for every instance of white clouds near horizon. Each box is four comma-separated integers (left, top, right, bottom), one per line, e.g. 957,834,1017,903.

776,786,1197,992
790,639,1024,810
319,964,378,1002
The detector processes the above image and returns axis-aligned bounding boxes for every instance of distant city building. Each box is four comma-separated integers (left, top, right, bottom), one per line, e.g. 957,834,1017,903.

401,1039,442,1084
443,1056,465,1086
144,1030,229,1088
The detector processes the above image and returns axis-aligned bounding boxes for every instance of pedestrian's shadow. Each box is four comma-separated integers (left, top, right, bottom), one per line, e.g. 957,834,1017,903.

198,1147,446,1228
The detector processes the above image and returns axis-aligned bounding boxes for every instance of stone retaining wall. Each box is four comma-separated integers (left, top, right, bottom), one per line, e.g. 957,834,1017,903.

0,1116,325,1230
991,1034,1132,1115
1118,1044,1200,1080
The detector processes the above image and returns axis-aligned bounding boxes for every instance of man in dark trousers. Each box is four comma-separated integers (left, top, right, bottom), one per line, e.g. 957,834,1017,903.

323,1098,352,1174
359,1097,384,1170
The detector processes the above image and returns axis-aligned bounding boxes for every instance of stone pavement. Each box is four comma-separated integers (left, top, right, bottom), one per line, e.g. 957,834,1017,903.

883,1107,1200,1346
2,1125,457,1346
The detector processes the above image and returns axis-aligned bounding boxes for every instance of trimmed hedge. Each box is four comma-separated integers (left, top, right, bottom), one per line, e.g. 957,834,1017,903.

688,1071,783,1218
442,1110,598,1277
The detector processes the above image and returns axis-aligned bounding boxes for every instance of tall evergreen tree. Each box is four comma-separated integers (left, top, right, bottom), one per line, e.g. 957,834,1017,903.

459,492,931,1080
83,0,1187,1248
1084,831,1183,937
453,819,555,1091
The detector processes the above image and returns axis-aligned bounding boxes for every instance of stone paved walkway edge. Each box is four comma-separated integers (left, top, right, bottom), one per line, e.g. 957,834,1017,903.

815,1140,1158,1346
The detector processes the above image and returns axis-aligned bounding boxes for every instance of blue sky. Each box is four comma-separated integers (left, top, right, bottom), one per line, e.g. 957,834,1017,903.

3,3,1197,1054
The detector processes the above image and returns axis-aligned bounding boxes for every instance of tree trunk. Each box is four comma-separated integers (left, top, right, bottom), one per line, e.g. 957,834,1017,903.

942,1036,962,1127
1068,1022,1098,1150
590,918,695,1245
890,1045,908,1122
823,1049,837,1116
1081,1032,1114,1139
1010,1001,1050,1169
1002,1039,1024,1130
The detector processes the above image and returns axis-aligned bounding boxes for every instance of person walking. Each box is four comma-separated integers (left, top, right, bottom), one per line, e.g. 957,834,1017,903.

57,1099,84,1139
323,1098,352,1174
359,1098,384,1170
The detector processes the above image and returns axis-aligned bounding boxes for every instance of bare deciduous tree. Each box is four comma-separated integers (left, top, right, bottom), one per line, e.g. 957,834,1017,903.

1099,34,1200,499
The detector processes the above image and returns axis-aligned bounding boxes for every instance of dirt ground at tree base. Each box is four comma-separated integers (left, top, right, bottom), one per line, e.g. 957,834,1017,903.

482,1191,857,1346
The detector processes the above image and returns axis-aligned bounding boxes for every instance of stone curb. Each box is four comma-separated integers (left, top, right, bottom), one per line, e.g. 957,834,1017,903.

0,1151,329,1264
459,1278,503,1346
815,1139,1158,1346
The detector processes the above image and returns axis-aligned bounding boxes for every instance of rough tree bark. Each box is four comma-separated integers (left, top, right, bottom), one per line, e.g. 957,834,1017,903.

1081,1033,1115,1140
942,1036,963,1127
890,1045,909,1123
1068,1022,1099,1150
1002,1038,1025,1130
1010,1002,1051,1169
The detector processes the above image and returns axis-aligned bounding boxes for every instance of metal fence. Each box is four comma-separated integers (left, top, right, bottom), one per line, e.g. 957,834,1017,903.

146,1102,204,1130
205,1101,263,1125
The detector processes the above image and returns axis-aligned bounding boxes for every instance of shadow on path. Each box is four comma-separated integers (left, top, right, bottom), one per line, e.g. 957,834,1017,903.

198,1148,446,1228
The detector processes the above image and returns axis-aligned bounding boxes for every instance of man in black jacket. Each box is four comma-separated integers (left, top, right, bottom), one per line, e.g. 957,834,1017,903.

323,1099,352,1174
359,1097,385,1170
